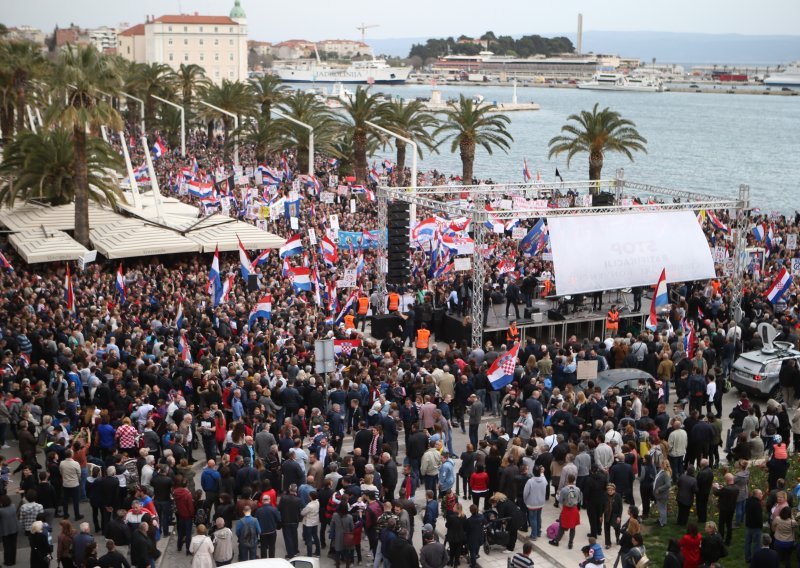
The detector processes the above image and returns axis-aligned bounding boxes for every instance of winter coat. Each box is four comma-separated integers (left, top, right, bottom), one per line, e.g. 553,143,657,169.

188,534,214,568
331,512,355,552
654,470,672,503
212,527,234,563
523,475,548,509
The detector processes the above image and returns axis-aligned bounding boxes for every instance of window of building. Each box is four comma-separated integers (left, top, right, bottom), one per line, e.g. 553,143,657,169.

215,53,219,61
184,38,188,45
199,26,203,32
169,53,173,61
215,70,220,78
199,39,203,45
214,39,219,46
184,53,189,61
168,26,172,32
168,38,173,45
229,53,234,61
184,26,188,32
127,46,130,54
200,54,204,61
214,27,218,32
229,27,234,33
229,39,233,46
229,70,234,78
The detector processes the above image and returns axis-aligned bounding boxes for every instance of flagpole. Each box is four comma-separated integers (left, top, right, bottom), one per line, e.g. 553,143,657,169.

120,91,145,135
119,131,142,209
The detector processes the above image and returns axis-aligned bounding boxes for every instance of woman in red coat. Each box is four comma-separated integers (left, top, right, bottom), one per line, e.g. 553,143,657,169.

548,474,581,549
679,523,702,568
214,410,227,454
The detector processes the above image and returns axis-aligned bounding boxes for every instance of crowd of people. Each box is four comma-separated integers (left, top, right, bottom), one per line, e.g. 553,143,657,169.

0,126,800,568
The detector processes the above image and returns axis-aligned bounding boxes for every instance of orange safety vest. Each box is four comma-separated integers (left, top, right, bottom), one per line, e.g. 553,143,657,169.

344,314,355,330
357,297,369,315
606,310,619,330
543,279,552,297
416,328,431,349
507,323,520,343
388,292,400,312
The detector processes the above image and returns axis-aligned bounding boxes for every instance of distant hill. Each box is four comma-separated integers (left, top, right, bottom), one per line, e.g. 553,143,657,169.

369,31,799,65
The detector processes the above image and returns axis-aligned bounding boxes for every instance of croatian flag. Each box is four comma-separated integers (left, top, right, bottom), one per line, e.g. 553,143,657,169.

174,299,184,330
335,291,358,324
281,155,292,181
152,139,167,159
519,219,546,256
116,264,126,305
248,294,273,327
383,159,394,174
328,158,339,168
178,333,192,363
320,235,338,266
684,321,696,359
498,259,516,276
523,159,532,182
289,266,313,292
412,217,438,243
352,185,375,201
188,180,214,198
752,224,766,241
207,246,223,307
441,233,475,256
645,268,668,331
238,236,253,280
765,267,793,304
487,343,520,390
449,217,471,233
368,167,380,184
0,251,13,272
134,164,150,182
361,229,378,243
707,211,729,233
766,225,774,252
180,167,196,181
220,274,234,303
64,264,76,315
356,253,365,276
258,165,282,185
253,249,270,266
279,234,304,259
334,339,362,357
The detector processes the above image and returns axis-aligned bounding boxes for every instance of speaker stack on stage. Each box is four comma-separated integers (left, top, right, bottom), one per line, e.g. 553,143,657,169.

592,192,615,207
525,306,543,323
371,314,403,340
547,309,565,321
387,201,411,285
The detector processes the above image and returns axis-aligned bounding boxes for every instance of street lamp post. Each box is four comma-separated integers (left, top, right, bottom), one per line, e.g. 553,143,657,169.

271,108,314,177
151,94,186,157
120,91,146,135
199,101,239,168
365,120,418,227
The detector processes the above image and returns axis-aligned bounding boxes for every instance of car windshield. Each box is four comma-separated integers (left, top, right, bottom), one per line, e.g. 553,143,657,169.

735,357,764,374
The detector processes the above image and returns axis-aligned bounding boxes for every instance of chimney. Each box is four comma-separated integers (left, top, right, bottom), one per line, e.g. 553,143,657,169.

577,13,583,55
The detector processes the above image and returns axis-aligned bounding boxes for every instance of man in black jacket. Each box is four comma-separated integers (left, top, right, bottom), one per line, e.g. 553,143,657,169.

281,452,304,493
744,489,764,564
406,424,428,480
98,466,121,536
695,459,714,523
676,465,698,525
278,484,302,558
389,528,420,568
713,473,739,545
608,455,635,506
583,466,608,538
381,453,398,500
97,539,129,568
130,522,158,568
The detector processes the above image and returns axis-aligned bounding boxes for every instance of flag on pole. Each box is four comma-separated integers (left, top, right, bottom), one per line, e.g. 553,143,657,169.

279,234,304,259
523,159,532,182
707,211,729,233
220,274,234,303
645,269,668,331
519,219,546,256
320,235,338,266
288,266,313,292
487,343,520,390
0,251,13,272
765,267,793,304
151,139,167,159
335,291,359,324
178,333,192,363
248,294,272,327
752,224,766,241
64,264,76,315
253,249,270,266
115,264,126,305
175,299,184,330
555,168,564,182
207,246,223,307
238,236,253,280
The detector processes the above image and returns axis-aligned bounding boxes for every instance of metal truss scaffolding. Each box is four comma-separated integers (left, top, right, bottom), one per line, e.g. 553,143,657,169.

377,171,748,348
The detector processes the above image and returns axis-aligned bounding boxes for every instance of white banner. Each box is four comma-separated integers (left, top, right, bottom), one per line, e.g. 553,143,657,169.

547,211,716,296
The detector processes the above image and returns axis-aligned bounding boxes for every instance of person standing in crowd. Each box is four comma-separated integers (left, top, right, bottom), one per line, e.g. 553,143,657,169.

188,524,215,568
549,474,582,549
713,473,740,546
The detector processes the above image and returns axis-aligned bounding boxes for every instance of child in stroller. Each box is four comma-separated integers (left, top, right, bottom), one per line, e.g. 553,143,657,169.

482,509,510,554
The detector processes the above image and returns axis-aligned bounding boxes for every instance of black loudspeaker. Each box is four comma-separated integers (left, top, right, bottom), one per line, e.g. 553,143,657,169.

387,201,411,285
592,192,615,207
524,307,540,318
547,309,565,321
248,274,259,292
371,313,403,340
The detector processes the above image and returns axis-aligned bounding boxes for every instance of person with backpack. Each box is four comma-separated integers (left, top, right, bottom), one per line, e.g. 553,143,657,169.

549,473,582,549
234,505,261,562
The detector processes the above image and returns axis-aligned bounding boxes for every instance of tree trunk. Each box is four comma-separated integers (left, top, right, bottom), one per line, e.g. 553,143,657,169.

207,120,214,142
145,97,156,132
353,128,368,184
0,104,13,144
73,126,91,247
589,151,604,195
15,87,26,133
460,139,475,186
296,145,309,173
396,139,407,186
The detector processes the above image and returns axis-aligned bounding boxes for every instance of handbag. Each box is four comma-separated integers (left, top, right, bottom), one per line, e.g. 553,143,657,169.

342,532,356,547
635,554,649,568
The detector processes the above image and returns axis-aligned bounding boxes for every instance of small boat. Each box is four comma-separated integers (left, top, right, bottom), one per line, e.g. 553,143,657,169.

764,64,800,88
577,72,663,92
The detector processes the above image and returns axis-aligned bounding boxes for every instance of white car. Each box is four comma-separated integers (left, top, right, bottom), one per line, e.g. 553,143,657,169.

229,557,320,568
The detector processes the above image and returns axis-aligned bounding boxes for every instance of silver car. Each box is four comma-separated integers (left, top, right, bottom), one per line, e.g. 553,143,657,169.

730,341,800,400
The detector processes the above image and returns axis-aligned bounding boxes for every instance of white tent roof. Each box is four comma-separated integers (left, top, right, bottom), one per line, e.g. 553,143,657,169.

90,219,202,259
172,215,286,253
8,229,89,263
0,202,125,232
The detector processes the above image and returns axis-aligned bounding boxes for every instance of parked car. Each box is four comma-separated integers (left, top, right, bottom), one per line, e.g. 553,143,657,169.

230,557,320,568
730,341,799,400
592,368,657,399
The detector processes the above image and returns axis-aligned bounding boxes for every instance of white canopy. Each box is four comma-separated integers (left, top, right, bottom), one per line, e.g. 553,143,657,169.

90,219,202,259
0,202,125,232
172,215,285,253
8,229,89,263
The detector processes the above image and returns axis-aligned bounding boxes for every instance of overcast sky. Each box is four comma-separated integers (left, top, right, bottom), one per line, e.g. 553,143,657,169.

5,0,800,39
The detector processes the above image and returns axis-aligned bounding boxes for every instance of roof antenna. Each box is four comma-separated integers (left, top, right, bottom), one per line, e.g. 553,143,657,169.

759,322,778,354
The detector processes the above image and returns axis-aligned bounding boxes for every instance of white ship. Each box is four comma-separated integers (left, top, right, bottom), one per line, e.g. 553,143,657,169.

577,72,663,92
764,64,800,88
275,58,412,85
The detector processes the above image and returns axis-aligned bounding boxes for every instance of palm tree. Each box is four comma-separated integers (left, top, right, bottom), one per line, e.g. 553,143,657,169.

435,94,513,185
383,99,439,185
275,91,340,172
198,79,254,139
0,128,124,207
127,62,174,130
249,74,287,118
233,115,284,164
173,63,208,109
45,44,124,246
0,40,45,134
340,87,388,184
548,102,647,185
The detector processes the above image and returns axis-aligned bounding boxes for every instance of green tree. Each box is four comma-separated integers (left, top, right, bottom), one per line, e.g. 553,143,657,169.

127,62,174,130
434,95,512,185
340,87,388,184
249,74,287,118
44,44,124,246
173,63,208,109
382,99,439,186
0,40,45,134
548,103,647,185
0,128,124,207
274,91,339,173
233,114,283,164
198,79,254,139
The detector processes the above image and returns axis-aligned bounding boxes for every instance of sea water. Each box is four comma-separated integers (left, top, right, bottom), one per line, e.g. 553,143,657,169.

373,84,800,211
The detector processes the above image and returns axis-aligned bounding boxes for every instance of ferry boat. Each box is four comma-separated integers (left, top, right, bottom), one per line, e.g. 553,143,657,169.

275,58,412,85
577,72,663,92
764,64,800,88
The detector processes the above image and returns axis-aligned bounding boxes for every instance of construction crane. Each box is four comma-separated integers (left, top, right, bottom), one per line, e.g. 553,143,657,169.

356,23,379,43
